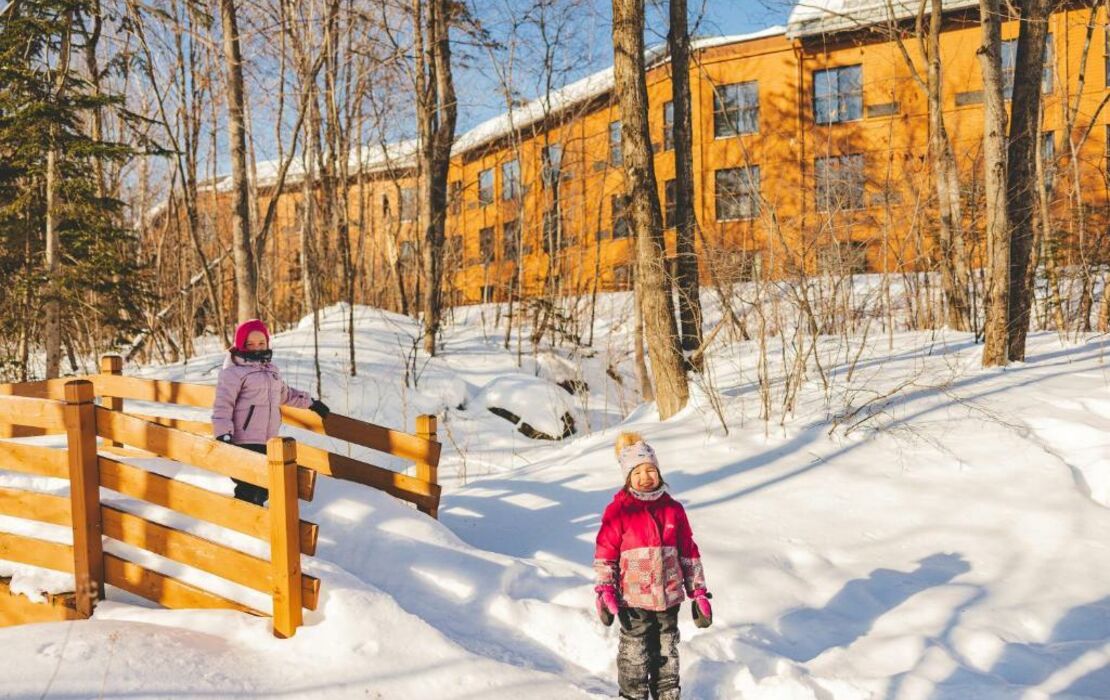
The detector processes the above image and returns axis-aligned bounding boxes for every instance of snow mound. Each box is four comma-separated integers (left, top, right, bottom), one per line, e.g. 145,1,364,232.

474,374,578,440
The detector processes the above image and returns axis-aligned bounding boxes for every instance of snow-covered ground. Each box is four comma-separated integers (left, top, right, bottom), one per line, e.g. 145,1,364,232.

1,292,1108,699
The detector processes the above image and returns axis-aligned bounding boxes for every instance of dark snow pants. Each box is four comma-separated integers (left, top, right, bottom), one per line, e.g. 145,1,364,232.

617,605,681,700
231,443,268,505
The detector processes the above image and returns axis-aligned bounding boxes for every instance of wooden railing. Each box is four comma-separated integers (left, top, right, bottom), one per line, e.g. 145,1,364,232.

0,355,442,637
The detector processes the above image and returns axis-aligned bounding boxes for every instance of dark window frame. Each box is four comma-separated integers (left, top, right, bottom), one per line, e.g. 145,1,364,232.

813,65,862,125
713,81,759,137
815,154,866,212
663,101,674,151
715,167,761,221
609,120,623,166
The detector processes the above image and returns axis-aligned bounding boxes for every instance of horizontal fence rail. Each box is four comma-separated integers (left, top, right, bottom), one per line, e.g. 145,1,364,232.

0,355,440,637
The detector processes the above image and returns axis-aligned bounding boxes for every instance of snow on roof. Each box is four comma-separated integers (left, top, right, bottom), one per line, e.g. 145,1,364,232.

786,0,978,38
452,27,786,156
150,28,785,219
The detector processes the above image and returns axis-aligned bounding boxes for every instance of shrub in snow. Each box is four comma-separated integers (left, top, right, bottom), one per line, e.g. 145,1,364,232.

475,374,578,440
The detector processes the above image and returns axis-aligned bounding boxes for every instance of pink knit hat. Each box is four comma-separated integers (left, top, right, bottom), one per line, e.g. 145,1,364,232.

618,440,659,482
233,319,270,351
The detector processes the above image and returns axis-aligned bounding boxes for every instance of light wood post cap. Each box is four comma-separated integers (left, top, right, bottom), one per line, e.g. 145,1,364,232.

100,355,123,373
64,380,95,404
267,436,296,464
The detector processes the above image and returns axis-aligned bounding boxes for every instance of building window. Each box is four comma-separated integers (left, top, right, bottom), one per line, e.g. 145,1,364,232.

664,179,677,229
400,187,417,221
813,65,861,124
663,101,674,151
609,120,623,166
542,143,563,186
448,180,462,215
446,234,463,261
1002,35,1053,98
381,194,391,219
478,168,494,206
715,167,760,221
502,219,519,260
479,226,496,263
714,81,759,137
817,241,870,276
542,208,562,253
399,240,417,262
611,194,630,239
815,155,866,211
1042,131,1055,191
501,160,521,201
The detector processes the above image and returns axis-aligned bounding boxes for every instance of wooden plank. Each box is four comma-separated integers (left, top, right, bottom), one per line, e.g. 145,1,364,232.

296,442,440,512
0,578,84,626
0,487,71,527
129,413,212,436
95,407,266,487
101,504,269,593
100,356,125,448
64,380,103,616
0,441,68,479
99,456,319,556
267,438,302,638
99,505,320,611
0,532,74,573
103,554,261,616
92,374,216,409
0,395,66,430
0,377,84,401
95,408,314,502
415,415,439,518
281,409,442,466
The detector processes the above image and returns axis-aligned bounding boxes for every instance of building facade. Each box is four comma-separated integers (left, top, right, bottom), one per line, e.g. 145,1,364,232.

183,2,1110,318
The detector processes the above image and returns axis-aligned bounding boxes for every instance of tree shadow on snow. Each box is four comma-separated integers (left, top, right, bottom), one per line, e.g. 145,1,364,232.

926,595,1110,699
745,553,972,663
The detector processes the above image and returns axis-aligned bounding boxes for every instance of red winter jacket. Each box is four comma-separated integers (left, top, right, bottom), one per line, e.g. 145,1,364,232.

594,489,706,611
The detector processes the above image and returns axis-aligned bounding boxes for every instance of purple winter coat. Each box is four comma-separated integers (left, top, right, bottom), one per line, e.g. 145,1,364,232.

211,352,313,445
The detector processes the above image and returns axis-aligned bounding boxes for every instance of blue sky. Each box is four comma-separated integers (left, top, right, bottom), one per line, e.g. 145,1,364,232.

454,0,792,133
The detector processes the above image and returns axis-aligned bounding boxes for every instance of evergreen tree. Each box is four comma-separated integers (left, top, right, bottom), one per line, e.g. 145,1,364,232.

0,0,150,380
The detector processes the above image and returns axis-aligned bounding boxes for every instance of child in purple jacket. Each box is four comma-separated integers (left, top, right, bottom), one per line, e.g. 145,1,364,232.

211,319,329,505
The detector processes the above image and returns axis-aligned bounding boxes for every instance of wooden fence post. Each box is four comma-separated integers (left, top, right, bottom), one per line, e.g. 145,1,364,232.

99,355,123,448
63,380,103,617
414,415,438,518
267,436,302,638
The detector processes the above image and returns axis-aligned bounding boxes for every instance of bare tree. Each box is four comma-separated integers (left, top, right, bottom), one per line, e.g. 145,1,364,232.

668,0,703,359
611,0,688,419
414,0,458,355
978,0,1011,367
1003,0,1052,361
219,0,258,322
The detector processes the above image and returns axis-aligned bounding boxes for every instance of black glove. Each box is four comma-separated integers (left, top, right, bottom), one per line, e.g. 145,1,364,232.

217,433,234,444
309,399,330,419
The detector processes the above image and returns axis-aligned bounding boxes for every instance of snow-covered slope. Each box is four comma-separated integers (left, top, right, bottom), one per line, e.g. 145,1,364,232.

1,296,1108,699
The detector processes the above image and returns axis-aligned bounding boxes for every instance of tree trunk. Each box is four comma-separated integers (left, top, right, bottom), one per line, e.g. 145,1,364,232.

612,0,688,419
927,0,971,331
667,0,702,358
416,0,457,356
219,0,257,322
1004,0,1052,361
44,144,62,379
978,0,1011,367
633,269,654,403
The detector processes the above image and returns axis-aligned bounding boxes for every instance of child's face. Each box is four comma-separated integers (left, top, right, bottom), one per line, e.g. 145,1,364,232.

244,330,268,351
629,463,661,491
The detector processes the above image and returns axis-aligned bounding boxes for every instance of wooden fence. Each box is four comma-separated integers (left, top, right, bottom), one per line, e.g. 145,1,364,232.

0,356,441,637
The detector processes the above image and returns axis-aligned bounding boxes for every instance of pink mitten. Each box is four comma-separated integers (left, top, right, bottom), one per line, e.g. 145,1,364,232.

691,588,713,628
594,585,619,626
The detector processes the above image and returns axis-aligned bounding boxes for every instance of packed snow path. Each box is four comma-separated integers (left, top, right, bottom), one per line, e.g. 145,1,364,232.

1,300,1108,699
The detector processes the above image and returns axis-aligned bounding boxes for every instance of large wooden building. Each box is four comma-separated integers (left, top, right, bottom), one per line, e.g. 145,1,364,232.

184,1,1110,319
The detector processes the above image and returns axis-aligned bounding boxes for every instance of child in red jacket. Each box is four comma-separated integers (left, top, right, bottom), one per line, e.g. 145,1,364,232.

594,432,712,700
